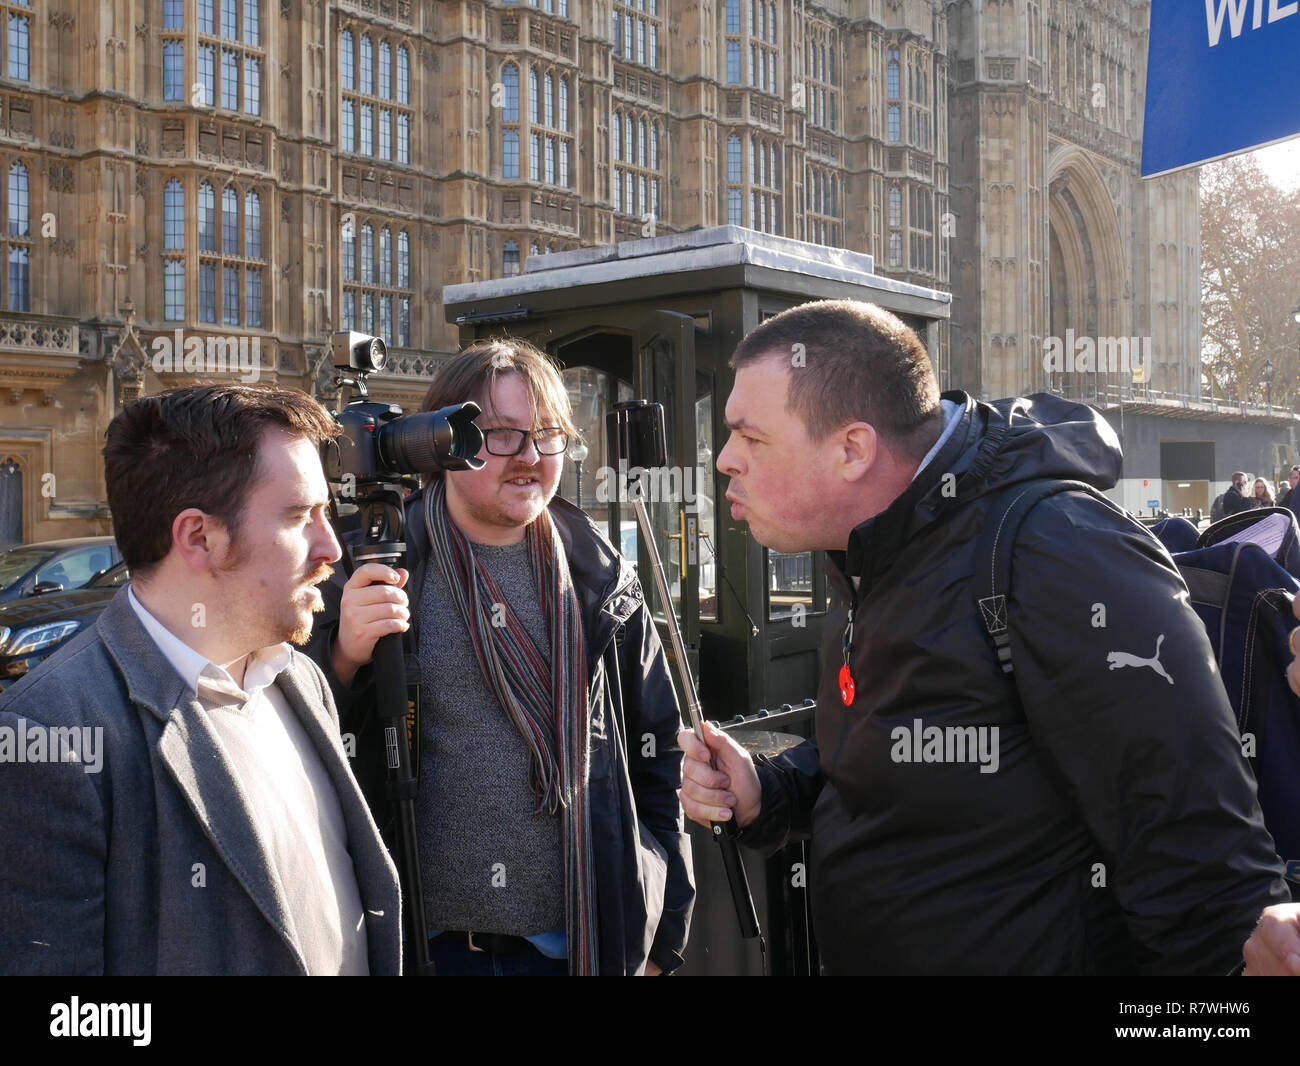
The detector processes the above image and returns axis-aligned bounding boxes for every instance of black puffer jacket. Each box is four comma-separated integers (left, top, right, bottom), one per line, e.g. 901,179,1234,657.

741,392,1288,975
305,491,694,975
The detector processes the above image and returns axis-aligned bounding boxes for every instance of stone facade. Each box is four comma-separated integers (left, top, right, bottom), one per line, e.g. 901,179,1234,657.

0,0,1198,540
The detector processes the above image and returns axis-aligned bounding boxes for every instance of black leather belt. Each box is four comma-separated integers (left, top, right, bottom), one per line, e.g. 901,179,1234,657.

437,930,532,956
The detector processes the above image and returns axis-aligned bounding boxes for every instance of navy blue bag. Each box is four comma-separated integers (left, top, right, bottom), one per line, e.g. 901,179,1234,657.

979,482,1300,900
1175,542,1300,897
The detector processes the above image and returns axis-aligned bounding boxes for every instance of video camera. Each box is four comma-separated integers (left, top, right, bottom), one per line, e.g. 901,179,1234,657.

322,330,484,488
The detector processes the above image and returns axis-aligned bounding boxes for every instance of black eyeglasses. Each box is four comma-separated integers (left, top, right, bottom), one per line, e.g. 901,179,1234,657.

481,426,570,457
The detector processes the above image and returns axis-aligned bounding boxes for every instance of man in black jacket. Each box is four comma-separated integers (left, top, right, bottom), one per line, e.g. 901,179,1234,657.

1223,471,1252,515
307,340,693,976
681,299,1287,975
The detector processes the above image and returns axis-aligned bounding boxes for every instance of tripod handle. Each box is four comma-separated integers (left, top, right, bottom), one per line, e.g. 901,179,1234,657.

712,816,761,939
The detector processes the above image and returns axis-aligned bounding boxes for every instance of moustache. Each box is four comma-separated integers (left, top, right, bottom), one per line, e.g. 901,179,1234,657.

304,564,334,587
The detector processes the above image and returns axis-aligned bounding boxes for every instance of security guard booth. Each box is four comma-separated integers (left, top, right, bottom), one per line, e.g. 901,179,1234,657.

443,227,950,974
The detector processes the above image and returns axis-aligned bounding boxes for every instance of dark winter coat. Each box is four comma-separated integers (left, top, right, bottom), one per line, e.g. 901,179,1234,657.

1223,483,1252,516
306,491,694,975
739,391,1288,975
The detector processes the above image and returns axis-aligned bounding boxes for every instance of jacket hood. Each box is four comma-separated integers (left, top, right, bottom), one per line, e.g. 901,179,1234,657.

842,391,1123,584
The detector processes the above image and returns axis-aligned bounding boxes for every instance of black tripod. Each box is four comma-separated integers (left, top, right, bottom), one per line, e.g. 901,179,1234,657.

342,478,437,976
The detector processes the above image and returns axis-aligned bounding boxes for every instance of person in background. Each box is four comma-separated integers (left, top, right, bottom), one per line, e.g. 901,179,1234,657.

1223,471,1253,516
1253,477,1275,508
1276,466,1299,509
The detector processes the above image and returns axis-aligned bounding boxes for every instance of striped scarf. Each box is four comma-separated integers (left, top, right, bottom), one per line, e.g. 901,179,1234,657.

424,481,598,975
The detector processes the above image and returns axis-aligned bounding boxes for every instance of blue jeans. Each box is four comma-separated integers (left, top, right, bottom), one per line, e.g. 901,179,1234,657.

429,934,568,976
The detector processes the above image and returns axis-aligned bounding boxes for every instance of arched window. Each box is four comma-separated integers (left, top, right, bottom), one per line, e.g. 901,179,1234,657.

639,118,648,167
889,187,901,227
768,2,777,43
7,161,27,237
245,190,261,258
342,217,355,280
164,178,185,250
378,42,391,98
360,223,374,283
222,186,238,251
504,239,521,277
830,176,837,216
397,46,410,104
545,73,555,127
398,230,409,287
559,77,570,132
727,134,740,182
887,47,900,99
379,227,392,286
888,104,900,142
198,181,216,251
360,35,373,94
0,457,22,546
613,112,622,162
529,68,541,124
624,117,633,163
651,123,660,170
502,63,519,122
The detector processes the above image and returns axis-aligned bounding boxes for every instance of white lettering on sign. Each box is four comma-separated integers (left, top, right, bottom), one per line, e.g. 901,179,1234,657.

1206,0,1297,48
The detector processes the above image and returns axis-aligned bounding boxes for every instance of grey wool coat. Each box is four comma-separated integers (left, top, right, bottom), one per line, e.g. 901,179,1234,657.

0,588,401,975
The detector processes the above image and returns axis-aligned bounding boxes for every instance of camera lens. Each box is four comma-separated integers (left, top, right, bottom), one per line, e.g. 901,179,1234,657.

365,337,387,372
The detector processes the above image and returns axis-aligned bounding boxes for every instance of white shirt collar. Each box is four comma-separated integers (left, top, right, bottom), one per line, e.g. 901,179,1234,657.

127,583,291,705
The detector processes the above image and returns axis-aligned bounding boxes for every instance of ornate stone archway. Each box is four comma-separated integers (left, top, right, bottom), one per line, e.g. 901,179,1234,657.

1046,146,1128,393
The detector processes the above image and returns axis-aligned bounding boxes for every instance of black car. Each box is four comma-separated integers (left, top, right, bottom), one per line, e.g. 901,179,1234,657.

0,537,122,603
0,560,129,688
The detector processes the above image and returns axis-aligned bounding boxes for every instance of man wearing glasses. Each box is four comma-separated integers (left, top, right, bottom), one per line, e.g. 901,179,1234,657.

306,339,693,976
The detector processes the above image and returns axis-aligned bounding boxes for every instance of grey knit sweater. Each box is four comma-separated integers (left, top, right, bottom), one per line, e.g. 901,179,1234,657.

415,538,565,936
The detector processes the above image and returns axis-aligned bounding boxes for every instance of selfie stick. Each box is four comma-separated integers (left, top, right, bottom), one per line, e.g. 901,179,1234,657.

607,401,761,943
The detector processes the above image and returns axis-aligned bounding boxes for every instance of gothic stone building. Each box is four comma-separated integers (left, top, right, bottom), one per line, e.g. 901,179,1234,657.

0,0,1199,542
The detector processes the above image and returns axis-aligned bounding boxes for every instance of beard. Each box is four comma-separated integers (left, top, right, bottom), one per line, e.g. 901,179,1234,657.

284,563,333,646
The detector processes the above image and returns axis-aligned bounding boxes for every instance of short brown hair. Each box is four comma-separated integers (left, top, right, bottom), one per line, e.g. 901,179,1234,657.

730,299,942,459
420,337,578,473
103,383,339,574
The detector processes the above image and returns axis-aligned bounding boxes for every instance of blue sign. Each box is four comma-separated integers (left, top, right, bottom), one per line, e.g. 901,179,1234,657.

1142,0,1300,177
1147,499,1161,509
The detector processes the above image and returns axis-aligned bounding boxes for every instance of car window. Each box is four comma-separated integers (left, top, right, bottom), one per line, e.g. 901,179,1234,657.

36,547,103,590
0,548,55,592
91,563,130,588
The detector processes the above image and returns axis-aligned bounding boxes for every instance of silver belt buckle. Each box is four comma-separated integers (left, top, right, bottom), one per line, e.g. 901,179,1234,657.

467,930,486,953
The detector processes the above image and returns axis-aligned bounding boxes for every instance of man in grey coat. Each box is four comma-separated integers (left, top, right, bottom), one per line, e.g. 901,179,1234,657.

0,383,400,975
